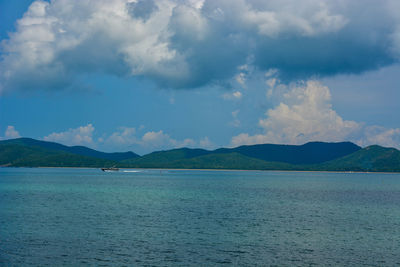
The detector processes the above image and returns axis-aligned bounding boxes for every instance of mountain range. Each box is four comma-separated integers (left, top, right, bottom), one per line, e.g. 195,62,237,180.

1,138,399,172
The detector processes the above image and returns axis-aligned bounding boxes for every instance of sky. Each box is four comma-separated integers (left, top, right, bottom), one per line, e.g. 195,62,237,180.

0,0,400,154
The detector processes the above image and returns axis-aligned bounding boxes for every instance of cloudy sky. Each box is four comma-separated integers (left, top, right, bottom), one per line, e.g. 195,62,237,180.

1,0,400,154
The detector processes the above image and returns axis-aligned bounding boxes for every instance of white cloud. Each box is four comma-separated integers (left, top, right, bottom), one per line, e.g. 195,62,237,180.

258,80,360,145
223,90,242,100
242,1,347,37
104,127,138,146
188,0,205,10
232,80,400,149
88,125,215,152
95,126,201,152
233,91,243,99
0,0,182,92
140,130,195,150
231,133,272,147
235,72,246,87
266,78,277,89
43,124,95,146
4,126,21,139
103,127,216,152
1,0,399,93
181,138,196,147
361,126,400,149
199,136,215,149
142,130,172,147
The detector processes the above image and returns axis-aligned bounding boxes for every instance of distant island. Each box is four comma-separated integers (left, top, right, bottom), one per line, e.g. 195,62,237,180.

1,138,400,172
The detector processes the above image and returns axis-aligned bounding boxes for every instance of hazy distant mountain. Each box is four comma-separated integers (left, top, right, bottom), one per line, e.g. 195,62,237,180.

214,142,361,164
122,141,361,167
1,138,399,172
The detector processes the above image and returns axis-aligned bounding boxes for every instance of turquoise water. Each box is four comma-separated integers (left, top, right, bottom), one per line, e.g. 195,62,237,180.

1,168,399,266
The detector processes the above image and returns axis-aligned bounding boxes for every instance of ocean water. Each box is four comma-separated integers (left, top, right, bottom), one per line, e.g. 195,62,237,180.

1,168,400,266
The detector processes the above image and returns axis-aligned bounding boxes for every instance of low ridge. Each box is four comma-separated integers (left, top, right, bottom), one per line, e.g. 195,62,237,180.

0,138,139,161
1,138,399,172
214,141,361,164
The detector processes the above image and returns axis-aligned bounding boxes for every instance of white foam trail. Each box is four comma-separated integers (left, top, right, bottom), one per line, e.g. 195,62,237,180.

123,170,142,173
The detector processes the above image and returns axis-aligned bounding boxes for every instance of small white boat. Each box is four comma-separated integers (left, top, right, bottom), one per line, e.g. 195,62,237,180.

101,167,119,172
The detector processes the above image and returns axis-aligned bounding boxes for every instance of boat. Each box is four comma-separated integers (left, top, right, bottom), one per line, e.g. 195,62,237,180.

101,167,119,172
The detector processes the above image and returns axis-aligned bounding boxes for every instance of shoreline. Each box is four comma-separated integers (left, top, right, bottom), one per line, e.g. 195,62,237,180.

2,166,399,174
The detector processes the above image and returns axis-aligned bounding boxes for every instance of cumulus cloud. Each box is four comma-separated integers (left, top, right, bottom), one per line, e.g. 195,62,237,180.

103,127,138,146
361,126,400,149
260,81,360,144
1,0,400,93
98,126,213,152
141,130,195,150
199,136,215,149
127,0,159,22
141,130,175,148
232,80,400,149
235,72,246,88
4,126,21,139
43,124,95,146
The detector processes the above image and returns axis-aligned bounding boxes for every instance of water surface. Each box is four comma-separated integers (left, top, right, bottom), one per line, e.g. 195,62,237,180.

1,168,399,266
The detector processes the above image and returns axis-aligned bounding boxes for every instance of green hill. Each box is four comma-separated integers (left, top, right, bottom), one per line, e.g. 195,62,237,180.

0,138,139,161
121,143,400,172
122,151,295,170
122,141,361,167
0,143,116,167
159,152,296,170
1,138,399,172
316,145,400,172
122,147,210,167
216,141,361,164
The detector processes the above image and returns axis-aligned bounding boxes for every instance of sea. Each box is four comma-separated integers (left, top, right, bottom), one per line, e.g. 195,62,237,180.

1,168,399,266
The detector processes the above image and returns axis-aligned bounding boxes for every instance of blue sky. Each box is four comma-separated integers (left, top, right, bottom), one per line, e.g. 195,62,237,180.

1,0,400,154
